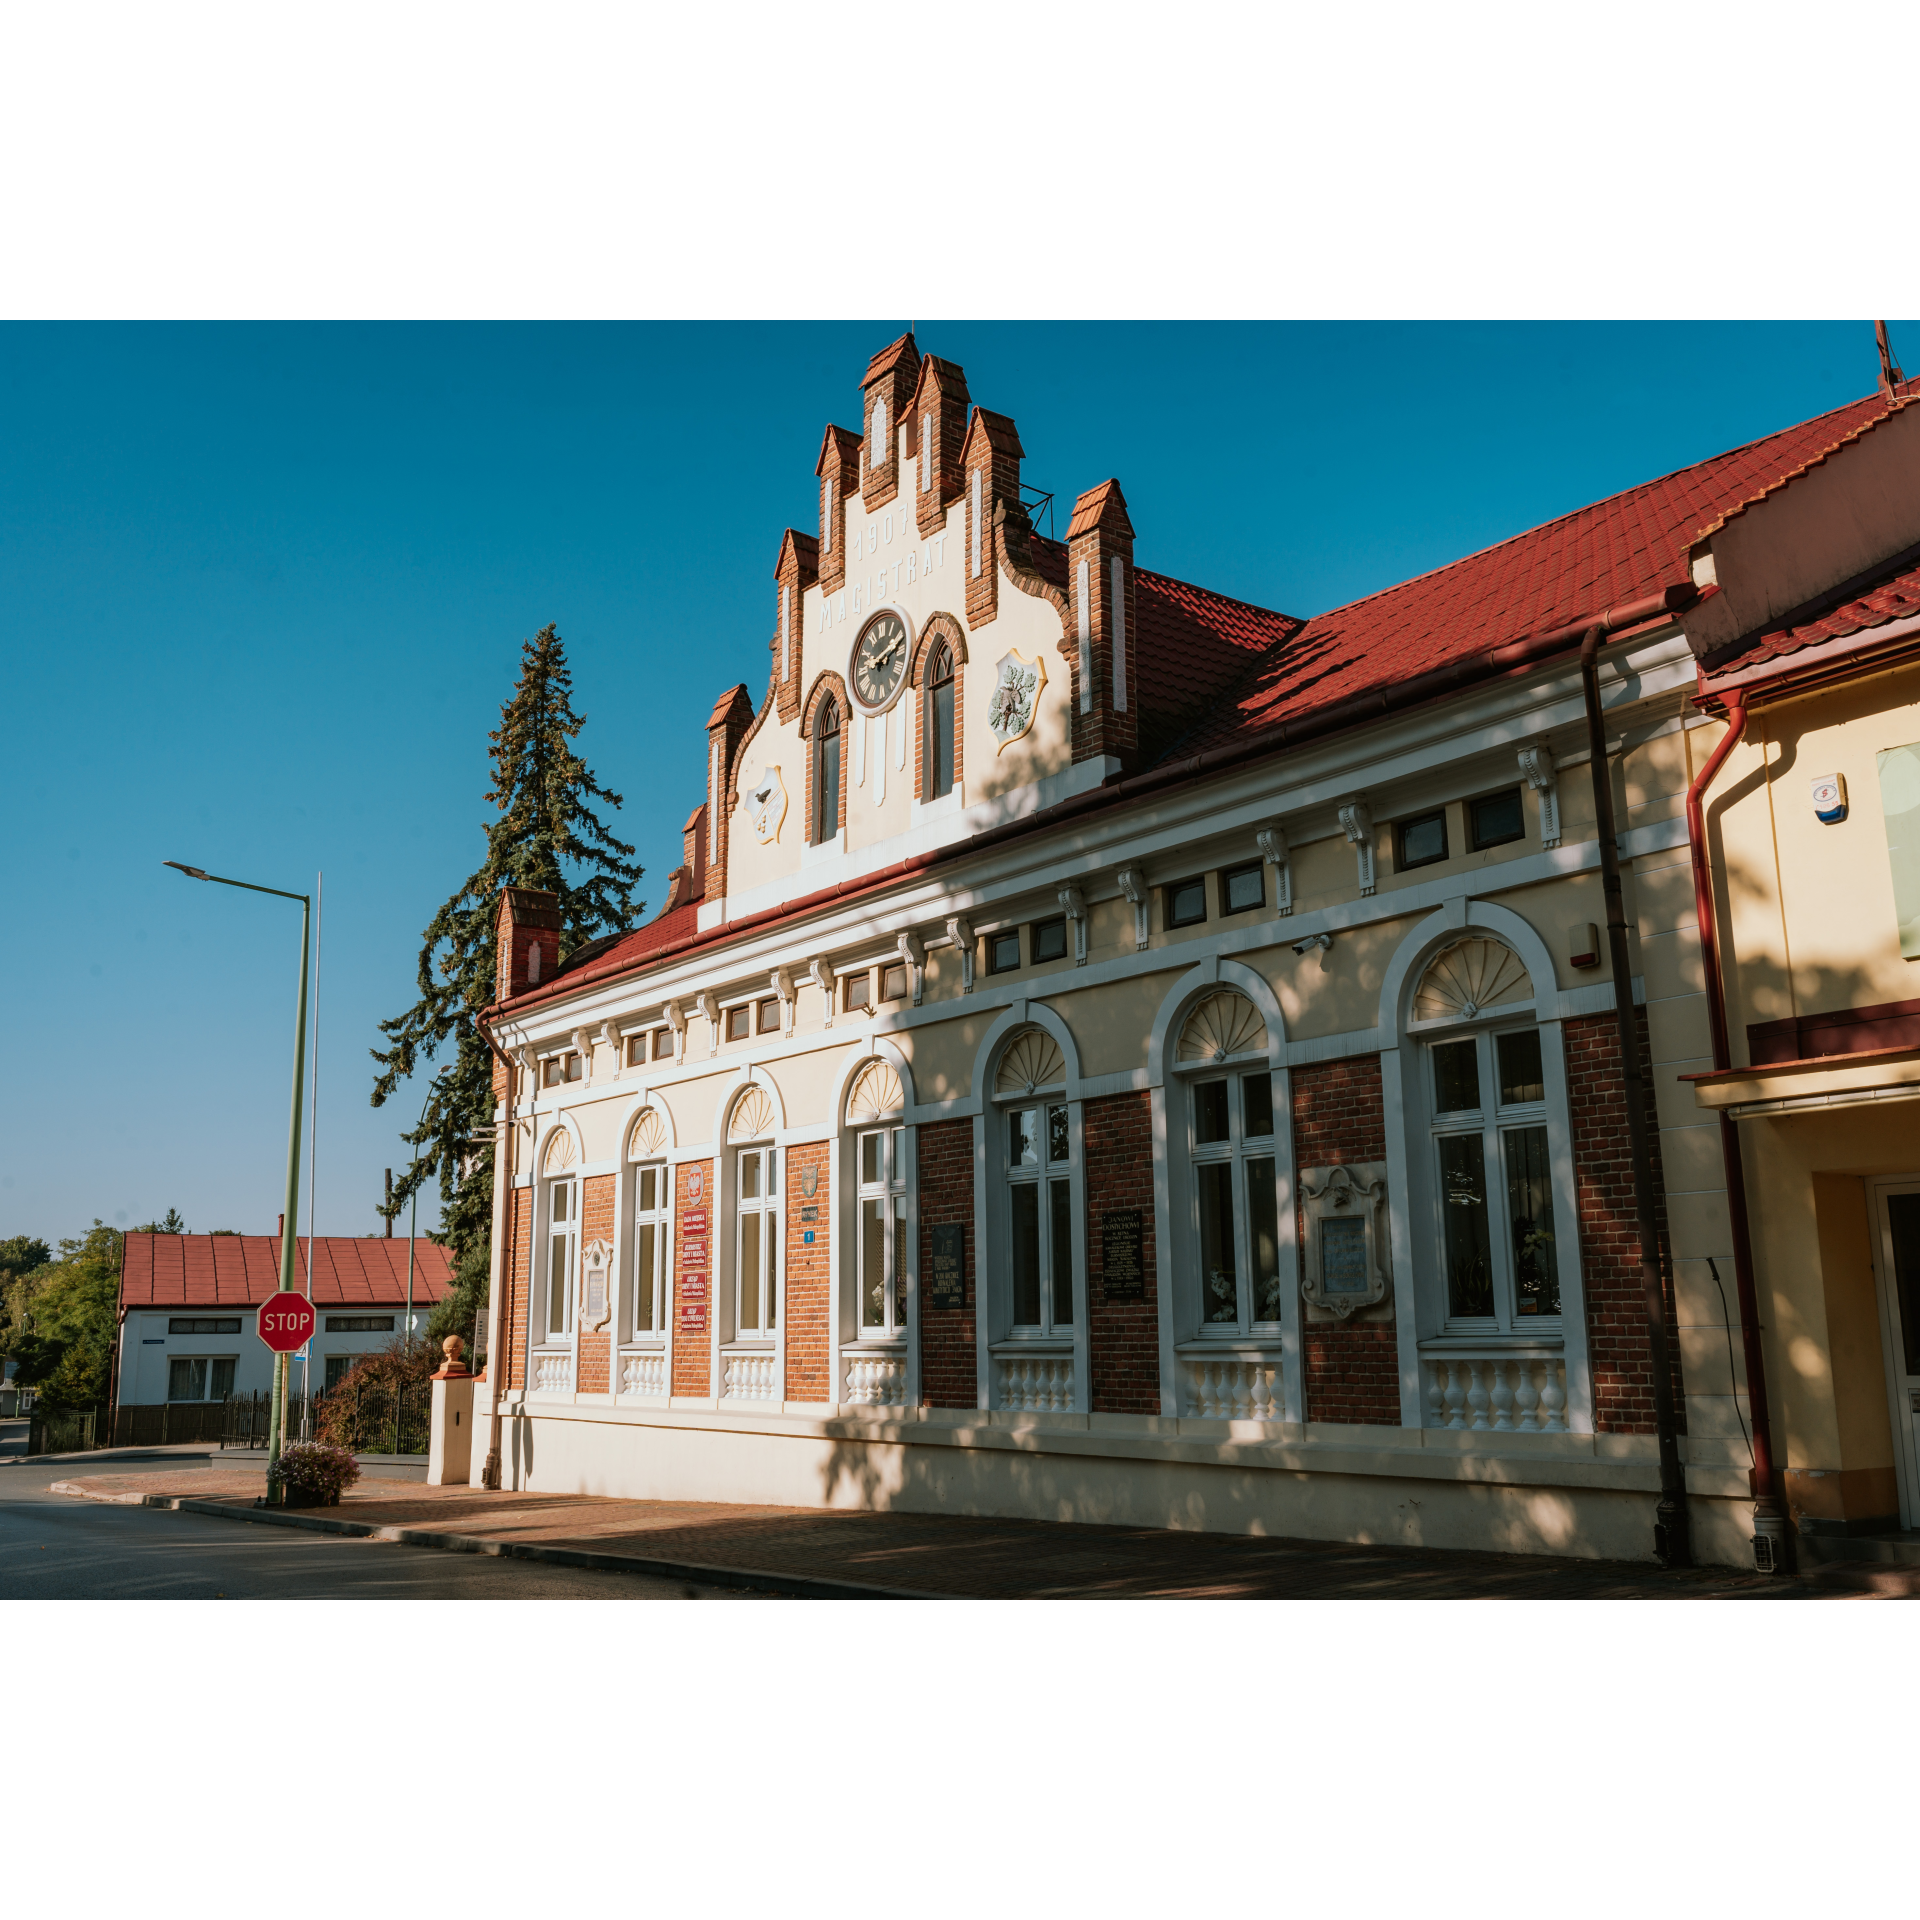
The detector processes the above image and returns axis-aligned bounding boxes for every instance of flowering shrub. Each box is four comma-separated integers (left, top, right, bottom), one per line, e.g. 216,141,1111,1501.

268,1440,361,1506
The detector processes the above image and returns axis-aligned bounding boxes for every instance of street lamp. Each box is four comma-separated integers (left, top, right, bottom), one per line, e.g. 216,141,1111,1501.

166,860,309,1503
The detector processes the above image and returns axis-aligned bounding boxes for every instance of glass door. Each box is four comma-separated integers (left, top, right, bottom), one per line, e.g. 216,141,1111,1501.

1871,1180,1920,1529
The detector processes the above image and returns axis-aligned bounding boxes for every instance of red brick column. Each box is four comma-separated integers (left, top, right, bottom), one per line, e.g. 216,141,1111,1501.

577,1173,614,1393
961,407,1023,630
917,1118,977,1408
505,1185,532,1390
860,333,920,513
784,1143,830,1401
910,353,971,538
1292,1058,1400,1425
1563,1009,1685,1436
673,1160,714,1399
1084,1091,1161,1414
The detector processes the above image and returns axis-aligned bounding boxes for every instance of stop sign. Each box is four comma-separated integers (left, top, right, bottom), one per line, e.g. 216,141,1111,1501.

258,1292,316,1353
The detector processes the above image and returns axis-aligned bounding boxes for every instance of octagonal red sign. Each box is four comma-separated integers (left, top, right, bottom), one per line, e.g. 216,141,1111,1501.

258,1293,316,1353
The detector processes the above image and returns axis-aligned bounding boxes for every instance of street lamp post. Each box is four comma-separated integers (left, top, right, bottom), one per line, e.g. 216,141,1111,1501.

166,861,309,1504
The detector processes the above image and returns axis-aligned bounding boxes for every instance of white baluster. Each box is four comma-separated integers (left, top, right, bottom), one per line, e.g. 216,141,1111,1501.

1540,1362,1567,1432
1514,1359,1540,1431
1466,1361,1491,1430
1490,1361,1515,1431
1426,1364,1448,1428
1443,1360,1468,1429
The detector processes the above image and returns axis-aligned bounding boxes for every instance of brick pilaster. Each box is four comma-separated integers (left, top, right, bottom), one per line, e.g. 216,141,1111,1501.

1067,479,1139,767
673,1159,713,1398
1084,1091,1160,1414
917,1118,977,1408
703,684,756,906
816,425,861,596
784,1142,830,1401
961,407,1023,630
773,529,819,725
910,354,971,538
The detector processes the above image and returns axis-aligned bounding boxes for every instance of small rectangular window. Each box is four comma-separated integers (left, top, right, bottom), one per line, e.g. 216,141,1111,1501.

988,929,1022,974
843,971,872,1012
1166,877,1208,928
1243,1074,1274,1139
542,1057,562,1088
880,962,908,1002
652,1027,674,1061
565,1052,583,1083
1470,787,1525,850
1221,860,1264,915
1397,808,1449,870
1031,917,1068,963
323,1315,395,1334
168,1317,241,1335
757,997,782,1034
725,1004,751,1042
626,1034,648,1067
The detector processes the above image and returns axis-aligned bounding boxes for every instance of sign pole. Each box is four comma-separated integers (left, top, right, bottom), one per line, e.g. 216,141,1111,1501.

266,893,311,1503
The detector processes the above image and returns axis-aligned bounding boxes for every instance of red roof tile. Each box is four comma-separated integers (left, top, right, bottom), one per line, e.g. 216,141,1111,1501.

1702,548,1920,679
1175,389,1898,759
541,900,702,993
120,1236,455,1311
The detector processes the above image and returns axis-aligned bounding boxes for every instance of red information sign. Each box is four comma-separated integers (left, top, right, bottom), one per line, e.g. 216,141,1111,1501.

258,1292,316,1353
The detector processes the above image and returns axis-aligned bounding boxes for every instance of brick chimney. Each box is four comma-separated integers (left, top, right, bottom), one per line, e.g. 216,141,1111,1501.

860,332,921,513
496,886,562,1000
773,530,818,725
962,407,1024,630
683,804,708,897
1067,479,1138,767
910,354,971,539
816,425,862,597
704,687,757,906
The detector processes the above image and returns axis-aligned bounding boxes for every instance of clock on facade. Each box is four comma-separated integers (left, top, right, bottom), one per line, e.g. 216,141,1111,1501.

850,609,911,712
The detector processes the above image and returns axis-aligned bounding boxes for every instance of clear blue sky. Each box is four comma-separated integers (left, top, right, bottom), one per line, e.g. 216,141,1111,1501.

2,320,1908,1245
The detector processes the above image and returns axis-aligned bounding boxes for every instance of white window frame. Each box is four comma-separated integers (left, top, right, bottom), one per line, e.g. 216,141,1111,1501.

541,1174,578,1352
627,1160,670,1342
1180,1065,1285,1337
855,1125,909,1341
1001,1101,1077,1338
167,1354,237,1402
733,1143,780,1343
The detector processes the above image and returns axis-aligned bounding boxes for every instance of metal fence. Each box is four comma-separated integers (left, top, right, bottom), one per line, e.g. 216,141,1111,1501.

222,1383,431,1456
26,1408,100,1456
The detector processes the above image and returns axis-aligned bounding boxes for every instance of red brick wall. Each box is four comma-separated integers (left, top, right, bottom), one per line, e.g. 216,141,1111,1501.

784,1143,830,1401
1563,1010,1686,1436
577,1173,614,1394
505,1184,531,1390
673,1159,713,1398
917,1118,977,1408
1292,1057,1400,1426
1084,1091,1161,1414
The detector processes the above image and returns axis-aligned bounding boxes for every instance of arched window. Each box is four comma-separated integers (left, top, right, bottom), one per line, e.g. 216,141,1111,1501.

996,1031,1074,1335
626,1109,668,1346
849,1062,908,1341
924,641,955,801
729,1088,779,1344
813,697,841,843
540,1129,578,1361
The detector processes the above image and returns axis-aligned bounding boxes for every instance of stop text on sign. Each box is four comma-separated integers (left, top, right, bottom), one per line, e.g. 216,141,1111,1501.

258,1294,316,1353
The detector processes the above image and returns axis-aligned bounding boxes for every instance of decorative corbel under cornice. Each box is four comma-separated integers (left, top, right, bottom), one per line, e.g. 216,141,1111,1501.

695,989,720,1052
1256,826,1292,917
1518,743,1560,850
1115,866,1150,950
1058,886,1088,966
664,998,688,1064
772,964,798,1037
1338,798,1376,897
944,917,975,994
810,955,837,1026
898,930,927,1006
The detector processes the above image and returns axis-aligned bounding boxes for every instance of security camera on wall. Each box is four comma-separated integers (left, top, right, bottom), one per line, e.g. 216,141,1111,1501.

1291,933,1333,957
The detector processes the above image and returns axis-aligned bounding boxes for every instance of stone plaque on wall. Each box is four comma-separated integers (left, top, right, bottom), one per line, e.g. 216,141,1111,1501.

1102,1210,1145,1302
930,1223,965,1310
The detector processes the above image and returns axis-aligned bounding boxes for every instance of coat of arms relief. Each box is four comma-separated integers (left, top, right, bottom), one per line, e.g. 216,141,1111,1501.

987,649,1047,753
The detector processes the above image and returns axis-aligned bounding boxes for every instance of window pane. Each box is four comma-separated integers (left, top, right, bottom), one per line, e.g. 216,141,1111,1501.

189,1358,208,1401
742,1151,761,1200
1504,1125,1559,1315
1242,1072,1274,1139
1033,918,1068,963
931,679,955,799
844,972,871,1011
740,1212,764,1331
653,1027,673,1060
758,996,781,1033
1224,863,1263,913
211,1357,236,1401
1497,1029,1545,1105
168,1358,193,1401
1438,1134,1494,1316
1432,1040,1481,1112
1198,1161,1237,1322
1887,1192,1920,1374
1400,809,1448,867
990,930,1021,973
893,1194,908,1330
1010,1109,1039,1168
551,1183,570,1222
891,1128,903,1182
638,1167,657,1212
881,962,907,1001
1194,1079,1230,1145
861,1131,881,1187
1168,879,1207,927
635,1223,657,1330
861,1198,887,1326
1247,1158,1280,1320
726,1005,750,1041
548,1236,569,1335
565,1053,583,1082
1471,787,1525,849
1011,1183,1041,1324
1049,1178,1074,1327
1047,1104,1069,1165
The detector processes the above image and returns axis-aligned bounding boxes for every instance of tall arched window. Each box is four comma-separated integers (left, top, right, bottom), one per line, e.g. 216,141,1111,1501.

849,1062,908,1342
813,697,841,843
924,641,954,801
538,1129,578,1379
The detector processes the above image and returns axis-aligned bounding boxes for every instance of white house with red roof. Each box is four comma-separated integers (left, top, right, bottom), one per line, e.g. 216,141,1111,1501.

458,332,1920,1571
115,1233,454,1407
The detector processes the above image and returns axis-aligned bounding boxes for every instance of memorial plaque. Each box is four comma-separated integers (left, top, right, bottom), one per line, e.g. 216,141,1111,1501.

680,1237,709,1268
1102,1211,1145,1302
679,1271,708,1333
1321,1214,1368,1293
800,1206,819,1223
930,1223,965,1310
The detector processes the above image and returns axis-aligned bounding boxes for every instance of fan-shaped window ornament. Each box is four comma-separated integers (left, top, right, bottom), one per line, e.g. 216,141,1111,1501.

1176,991,1266,1064
1412,938,1533,1023
847,1059,905,1124
542,1128,577,1175
729,1084,776,1142
995,1028,1066,1097
628,1108,666,1159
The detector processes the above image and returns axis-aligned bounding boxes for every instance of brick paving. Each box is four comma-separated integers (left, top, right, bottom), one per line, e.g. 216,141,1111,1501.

54,1469,1915,1598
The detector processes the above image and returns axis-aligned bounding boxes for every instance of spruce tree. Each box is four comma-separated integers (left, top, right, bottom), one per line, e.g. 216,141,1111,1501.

371,623,643,1345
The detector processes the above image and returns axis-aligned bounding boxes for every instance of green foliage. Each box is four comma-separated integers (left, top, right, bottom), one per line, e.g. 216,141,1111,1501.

4,1223,121,1410
0,1236,52,1280
425,1236,489,1356
132,1208,187,1234
316,1336,436,1452
268,1440,361,1506
370,623,644,1273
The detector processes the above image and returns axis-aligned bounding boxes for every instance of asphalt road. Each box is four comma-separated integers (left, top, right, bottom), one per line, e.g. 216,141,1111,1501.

0,1444,760,1600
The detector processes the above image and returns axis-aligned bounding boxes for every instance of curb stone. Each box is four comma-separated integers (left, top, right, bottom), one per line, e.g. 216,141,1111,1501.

52,1481,932,1600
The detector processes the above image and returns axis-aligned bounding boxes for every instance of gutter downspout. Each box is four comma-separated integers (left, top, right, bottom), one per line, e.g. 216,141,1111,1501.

472,1019,518,1492
1683,690,1788,1566
1579,623,1693,1568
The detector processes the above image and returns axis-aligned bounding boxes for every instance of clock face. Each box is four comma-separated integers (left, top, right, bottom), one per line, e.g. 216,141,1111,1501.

852,610,910,711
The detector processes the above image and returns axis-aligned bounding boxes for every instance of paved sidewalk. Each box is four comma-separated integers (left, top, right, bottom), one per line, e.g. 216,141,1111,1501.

56,1469,1917,1598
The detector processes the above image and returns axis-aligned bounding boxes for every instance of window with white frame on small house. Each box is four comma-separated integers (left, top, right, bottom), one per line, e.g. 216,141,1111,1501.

848,1060,909,1341
995,1031,1075,1335
1177,991,1282,1331
1413,939,1560,1330
168,1355,236,1402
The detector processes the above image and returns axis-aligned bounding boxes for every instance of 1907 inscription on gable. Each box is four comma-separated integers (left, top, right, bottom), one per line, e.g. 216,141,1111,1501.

930,1223,965,1310
1102,1210,1145,1302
